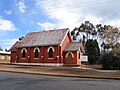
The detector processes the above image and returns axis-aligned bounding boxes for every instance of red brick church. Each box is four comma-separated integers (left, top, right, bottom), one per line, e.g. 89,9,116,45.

10,28,84,66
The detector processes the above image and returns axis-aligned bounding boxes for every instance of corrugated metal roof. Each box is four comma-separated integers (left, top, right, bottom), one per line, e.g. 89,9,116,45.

18,28,69,48
9,41,20,51
64,42,82,51
0,51,11,54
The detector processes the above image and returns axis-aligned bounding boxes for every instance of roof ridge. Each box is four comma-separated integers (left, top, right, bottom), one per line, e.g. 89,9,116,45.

27,28,69,34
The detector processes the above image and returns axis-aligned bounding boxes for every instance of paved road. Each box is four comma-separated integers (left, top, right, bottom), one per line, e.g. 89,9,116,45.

0,72,119,90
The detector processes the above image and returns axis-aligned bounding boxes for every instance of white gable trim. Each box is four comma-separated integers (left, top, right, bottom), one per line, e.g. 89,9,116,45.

33,47,40,52
21,48,27,53
47,46,55,52
60,29,72,46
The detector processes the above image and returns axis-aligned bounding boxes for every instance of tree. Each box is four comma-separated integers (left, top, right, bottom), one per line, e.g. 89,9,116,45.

85,39,100,64
112,43,120,50
0,46,3,51
110,49,120,69
78,21,97,41
71,27,78,41
99,49,120,70
71,21,100,64
71,21,97,43
98,52,112,69
5,49,9,52
96,24,120,51
19,36,24,41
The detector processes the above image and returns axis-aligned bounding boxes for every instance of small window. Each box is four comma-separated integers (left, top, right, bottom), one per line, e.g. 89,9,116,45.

22,49,26,58
21,48,27,59
34,49,39,58
33,47,40,59
48,48,53,58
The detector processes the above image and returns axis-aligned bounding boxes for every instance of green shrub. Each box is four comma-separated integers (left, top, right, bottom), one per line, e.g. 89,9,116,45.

98,52,112,69
110,50,120,69
98,49,120,70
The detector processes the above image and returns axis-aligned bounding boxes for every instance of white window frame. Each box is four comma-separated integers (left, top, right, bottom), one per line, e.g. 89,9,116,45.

47,46,55,59
66,52,74,58
33,47,40,59
21,48,27,59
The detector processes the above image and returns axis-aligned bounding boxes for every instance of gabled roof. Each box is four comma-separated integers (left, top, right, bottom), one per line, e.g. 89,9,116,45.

9,41,20,51
64,42,84,52
17,28,70,48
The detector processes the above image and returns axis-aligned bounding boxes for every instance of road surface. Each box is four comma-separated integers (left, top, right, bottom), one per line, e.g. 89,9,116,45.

0,72,119,90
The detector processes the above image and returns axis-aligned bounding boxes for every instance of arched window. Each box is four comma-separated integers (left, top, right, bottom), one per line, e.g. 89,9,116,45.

66,52,74,64
21,48,27,58
33,47,40,59
47,47,55,58
49,48,53,58
34,49,39,58
66,52,74,58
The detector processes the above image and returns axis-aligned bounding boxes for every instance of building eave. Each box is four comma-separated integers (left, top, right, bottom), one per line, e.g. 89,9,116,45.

17,43,60,48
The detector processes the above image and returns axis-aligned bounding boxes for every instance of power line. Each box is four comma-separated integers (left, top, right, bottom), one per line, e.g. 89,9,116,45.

10,0,119,17
0,0,117,14
1,0,120,27
0,0,113,11
42,0,118,12
6,0,119,27
105,8,120,24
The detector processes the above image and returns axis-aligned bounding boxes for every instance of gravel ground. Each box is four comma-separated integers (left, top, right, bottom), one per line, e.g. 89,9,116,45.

0,64,120,79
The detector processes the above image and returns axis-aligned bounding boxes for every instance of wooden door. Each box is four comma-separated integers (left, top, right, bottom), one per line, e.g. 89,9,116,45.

67,53,73,64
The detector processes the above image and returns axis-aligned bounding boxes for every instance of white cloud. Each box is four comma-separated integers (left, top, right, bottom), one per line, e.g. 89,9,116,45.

36,0,120,29
4,10,12,15
1,39,18,49
48,9,81,30
35,0,89,30
108,20,120,27
0,18,16,31
37,22,56,30
84,15,102,25
16,1,26,13
1,39,18,46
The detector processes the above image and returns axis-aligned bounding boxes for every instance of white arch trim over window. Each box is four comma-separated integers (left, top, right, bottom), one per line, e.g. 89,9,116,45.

47,46,55,52
66,52,74,58
33,47,40,52
21,48,27,53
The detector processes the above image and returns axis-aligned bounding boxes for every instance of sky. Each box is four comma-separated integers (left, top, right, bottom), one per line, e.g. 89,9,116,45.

0,0,120,50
